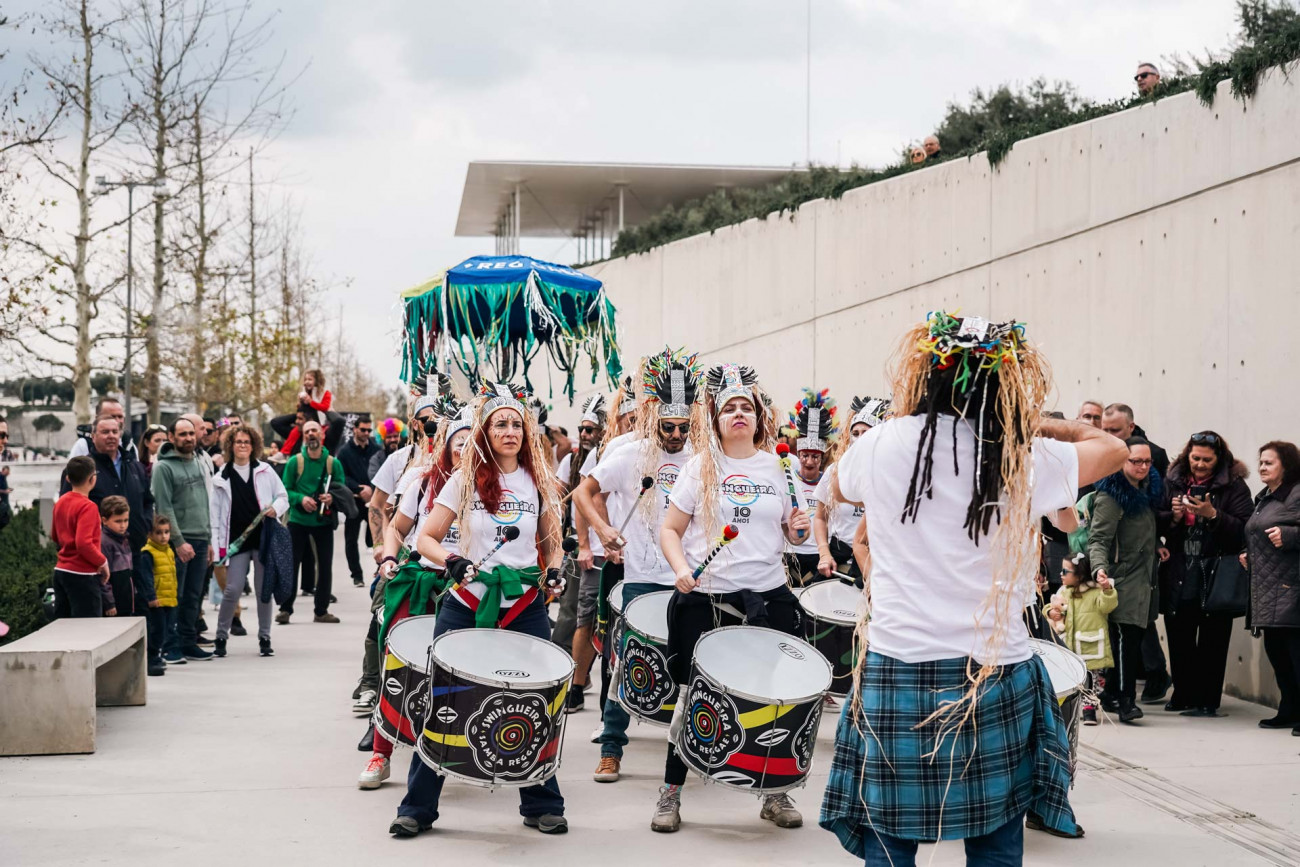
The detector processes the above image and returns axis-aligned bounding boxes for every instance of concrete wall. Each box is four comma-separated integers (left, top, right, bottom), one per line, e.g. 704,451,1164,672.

545,67,1300,706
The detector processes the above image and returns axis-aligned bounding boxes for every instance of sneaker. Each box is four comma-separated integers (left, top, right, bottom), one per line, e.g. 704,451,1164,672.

1165,701,1192,712
1099,693,1119,713
1181,707,1227,718
358,754,391,789
358,722,375,752
760,792,803,828
353,690,378,715
314,613,340,623
1140,670,1171,705
195,635,214,646
565,689,584,714
275,610,291,625
522,814,568,834
589,725,604,744
1118,701,1144,724
1081,706,1098,726
182,645,213,661
147,657,167,676
230,617,247,636
259,637,274,657
163,649,187,665
651,785,682,833
593,756,621,782
213,638,227,658
388,815,431,837
353,577,364,587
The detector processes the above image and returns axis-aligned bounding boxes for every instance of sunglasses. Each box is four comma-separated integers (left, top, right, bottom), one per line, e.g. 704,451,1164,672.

0,432,8,439
1134,72,1155,81
578,426,599,436
356,428,372,434
1190,432,1220,446
659,422,690,435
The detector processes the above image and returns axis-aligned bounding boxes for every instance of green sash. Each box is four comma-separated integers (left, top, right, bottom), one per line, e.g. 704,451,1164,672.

378,560,449,648
472,564,541,629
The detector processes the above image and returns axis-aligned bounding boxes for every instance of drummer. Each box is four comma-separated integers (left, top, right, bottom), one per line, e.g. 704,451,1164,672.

574,348,703,784
655,363,810,833
818,313,1126,865
388,381,568,838
356,392,471,791
814,396,890,583
785,389,837,586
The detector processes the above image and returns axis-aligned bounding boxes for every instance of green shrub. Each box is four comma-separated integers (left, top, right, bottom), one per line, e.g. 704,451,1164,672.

0,505,56,644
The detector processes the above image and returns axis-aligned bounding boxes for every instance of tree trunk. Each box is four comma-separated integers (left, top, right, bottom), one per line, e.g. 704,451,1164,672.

143,1,168,423
70,0,95,426
188,97,208,409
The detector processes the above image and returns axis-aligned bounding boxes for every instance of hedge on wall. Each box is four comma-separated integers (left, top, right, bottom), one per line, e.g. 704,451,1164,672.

610,16,1300,260
0,506,55,645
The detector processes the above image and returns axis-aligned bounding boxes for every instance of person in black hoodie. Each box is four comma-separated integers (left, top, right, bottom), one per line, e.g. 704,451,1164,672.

335,414,381,587
1158,431,1253,717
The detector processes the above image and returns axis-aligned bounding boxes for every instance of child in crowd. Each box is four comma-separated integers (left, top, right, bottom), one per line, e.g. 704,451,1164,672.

138,515,177,675
279,369,333,456
1046,551,1117,725
100,496,133,618
51,456,109,618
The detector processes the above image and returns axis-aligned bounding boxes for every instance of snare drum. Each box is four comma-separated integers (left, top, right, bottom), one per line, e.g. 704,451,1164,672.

797,581,865,697
374,615,438,746
676,626,832,793
417,629,575,788
1029,638,1088,775
617,591,676,726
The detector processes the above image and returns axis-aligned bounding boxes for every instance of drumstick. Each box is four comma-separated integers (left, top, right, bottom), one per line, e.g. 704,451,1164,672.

775,444,807,540
470,525,521,573
691,524,740,580
612,476,655,546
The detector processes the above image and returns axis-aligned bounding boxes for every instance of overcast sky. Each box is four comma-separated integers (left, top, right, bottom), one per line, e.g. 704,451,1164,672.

8,0,1241,387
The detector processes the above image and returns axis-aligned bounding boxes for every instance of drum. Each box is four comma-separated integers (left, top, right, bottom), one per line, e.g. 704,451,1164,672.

417,629,575,788
373,615,438,746
797,581,865,697
617,591,677,726
676,626,832,794
593,578,626,655
1029,638,1088,777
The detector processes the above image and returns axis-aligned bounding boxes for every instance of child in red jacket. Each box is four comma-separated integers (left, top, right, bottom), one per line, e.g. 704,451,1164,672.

51,456,109,618
279,368,333,456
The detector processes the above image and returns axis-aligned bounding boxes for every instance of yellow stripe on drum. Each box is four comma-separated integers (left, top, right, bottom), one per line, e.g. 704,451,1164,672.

421,729,469,748
738,703,798,729
548,684,569,717
384,655,406,671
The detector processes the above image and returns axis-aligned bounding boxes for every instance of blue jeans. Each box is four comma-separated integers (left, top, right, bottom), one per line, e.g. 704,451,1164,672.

166,539,209,651
599,582,668,759
862,813,1025,867
398,594,565,825
159,607,179,655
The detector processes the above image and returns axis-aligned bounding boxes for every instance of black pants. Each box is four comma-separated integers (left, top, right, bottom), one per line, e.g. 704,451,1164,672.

1263,628,1300,721
663,587,801,786
286,523,335,616
53,569,103,618
1142,623,1168,675
1105,622,1147,704
1166,601,1234,710
343,510,371,581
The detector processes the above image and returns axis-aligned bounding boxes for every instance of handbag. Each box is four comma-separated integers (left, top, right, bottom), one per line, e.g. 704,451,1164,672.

1202,555,1249,617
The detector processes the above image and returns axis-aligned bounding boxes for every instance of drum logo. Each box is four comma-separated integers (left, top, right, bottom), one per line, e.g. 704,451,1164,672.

681,676,743,766
621,635,674,715
777,642,806,661
406,690,431,726
793,701,821,773
384,676,404,696
834,609,856,618
465,692,552,780
435,706,458,724
495,669,530,678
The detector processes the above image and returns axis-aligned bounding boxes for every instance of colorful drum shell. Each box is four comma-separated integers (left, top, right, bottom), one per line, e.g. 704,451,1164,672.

676,625,833,794
417,629,575,789
373,615,438,746
616,590,676,726
593,578,626,655
797,581,865,698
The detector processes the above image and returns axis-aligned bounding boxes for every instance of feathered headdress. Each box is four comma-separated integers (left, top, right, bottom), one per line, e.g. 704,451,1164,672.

704,363,758,411
426,372,466,422
847,394,891,430
790,388,837,453
479,380,528,420
644,347,702,419
615,373,639,417
579,393,608,428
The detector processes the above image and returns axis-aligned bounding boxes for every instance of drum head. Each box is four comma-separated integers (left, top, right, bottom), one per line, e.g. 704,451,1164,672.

1029,638,1087,699
609,580,627,616
798,581,864,625
386,615,439,671
622,591,672,643
694,626,831,703
432,629,573,686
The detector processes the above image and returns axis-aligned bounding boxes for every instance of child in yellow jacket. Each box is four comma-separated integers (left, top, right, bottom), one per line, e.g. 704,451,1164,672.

1046,551,1117,726
138,516,177,674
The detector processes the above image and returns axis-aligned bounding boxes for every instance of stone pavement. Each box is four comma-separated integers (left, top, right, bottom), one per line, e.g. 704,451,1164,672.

3,544,1299,866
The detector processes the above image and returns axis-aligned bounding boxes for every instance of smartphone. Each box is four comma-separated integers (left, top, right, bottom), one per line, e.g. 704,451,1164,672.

1187,485,1209,500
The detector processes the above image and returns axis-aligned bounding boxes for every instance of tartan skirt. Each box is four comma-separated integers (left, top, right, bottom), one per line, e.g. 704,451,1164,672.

819,651,1077,852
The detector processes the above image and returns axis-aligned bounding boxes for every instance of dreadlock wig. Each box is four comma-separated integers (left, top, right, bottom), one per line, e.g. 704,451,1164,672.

695,363,777,544
635,347,708,519
600,356,646,456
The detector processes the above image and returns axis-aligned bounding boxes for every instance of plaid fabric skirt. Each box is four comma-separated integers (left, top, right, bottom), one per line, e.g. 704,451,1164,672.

819,651,1077,852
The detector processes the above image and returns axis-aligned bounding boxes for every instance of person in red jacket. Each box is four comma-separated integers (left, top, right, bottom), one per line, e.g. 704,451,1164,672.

279,369,334,456
51,456,110,618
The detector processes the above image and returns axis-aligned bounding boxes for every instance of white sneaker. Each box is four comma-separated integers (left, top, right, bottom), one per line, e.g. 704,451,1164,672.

357,753,390,789
352,690,377,715
590,724,604,744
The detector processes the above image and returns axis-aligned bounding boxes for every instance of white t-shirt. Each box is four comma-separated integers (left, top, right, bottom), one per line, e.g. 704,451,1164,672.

397,477,460,566
835,414,1079,665
815,465,863,543
435,468,541,608
669,450,793,594
591,441,692,586
788,471,821,555
372,445,412,496
557,452,604,558
580,432,638,540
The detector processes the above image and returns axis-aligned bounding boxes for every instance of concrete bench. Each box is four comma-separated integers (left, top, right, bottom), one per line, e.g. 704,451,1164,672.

0,617,147,755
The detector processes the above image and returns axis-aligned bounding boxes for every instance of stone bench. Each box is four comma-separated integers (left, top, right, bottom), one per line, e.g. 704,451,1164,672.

0,617,147,755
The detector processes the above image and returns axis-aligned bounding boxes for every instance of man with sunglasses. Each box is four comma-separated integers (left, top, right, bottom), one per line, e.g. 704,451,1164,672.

337,414,382,588
1134,62,1161,96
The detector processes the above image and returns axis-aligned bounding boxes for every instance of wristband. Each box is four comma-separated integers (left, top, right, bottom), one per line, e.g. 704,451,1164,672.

379,555,399,566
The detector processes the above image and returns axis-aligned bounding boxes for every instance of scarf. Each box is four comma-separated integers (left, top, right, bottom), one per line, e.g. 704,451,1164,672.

1095,466,1163,517
379,560,450,648
473,564,540,629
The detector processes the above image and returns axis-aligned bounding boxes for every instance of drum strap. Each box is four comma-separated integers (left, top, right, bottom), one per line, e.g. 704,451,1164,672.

451,585,540,629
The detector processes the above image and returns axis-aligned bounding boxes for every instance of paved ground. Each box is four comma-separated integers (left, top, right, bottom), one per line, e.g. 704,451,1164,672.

4,545,1300,866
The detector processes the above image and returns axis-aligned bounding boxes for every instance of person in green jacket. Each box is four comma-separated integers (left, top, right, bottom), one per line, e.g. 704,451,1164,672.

278,419,347,624
151,418,214,663
1046,550,1118,725
1088,437,1162,723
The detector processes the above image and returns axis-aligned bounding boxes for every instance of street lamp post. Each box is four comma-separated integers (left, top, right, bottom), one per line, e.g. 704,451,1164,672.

94,174,166,433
